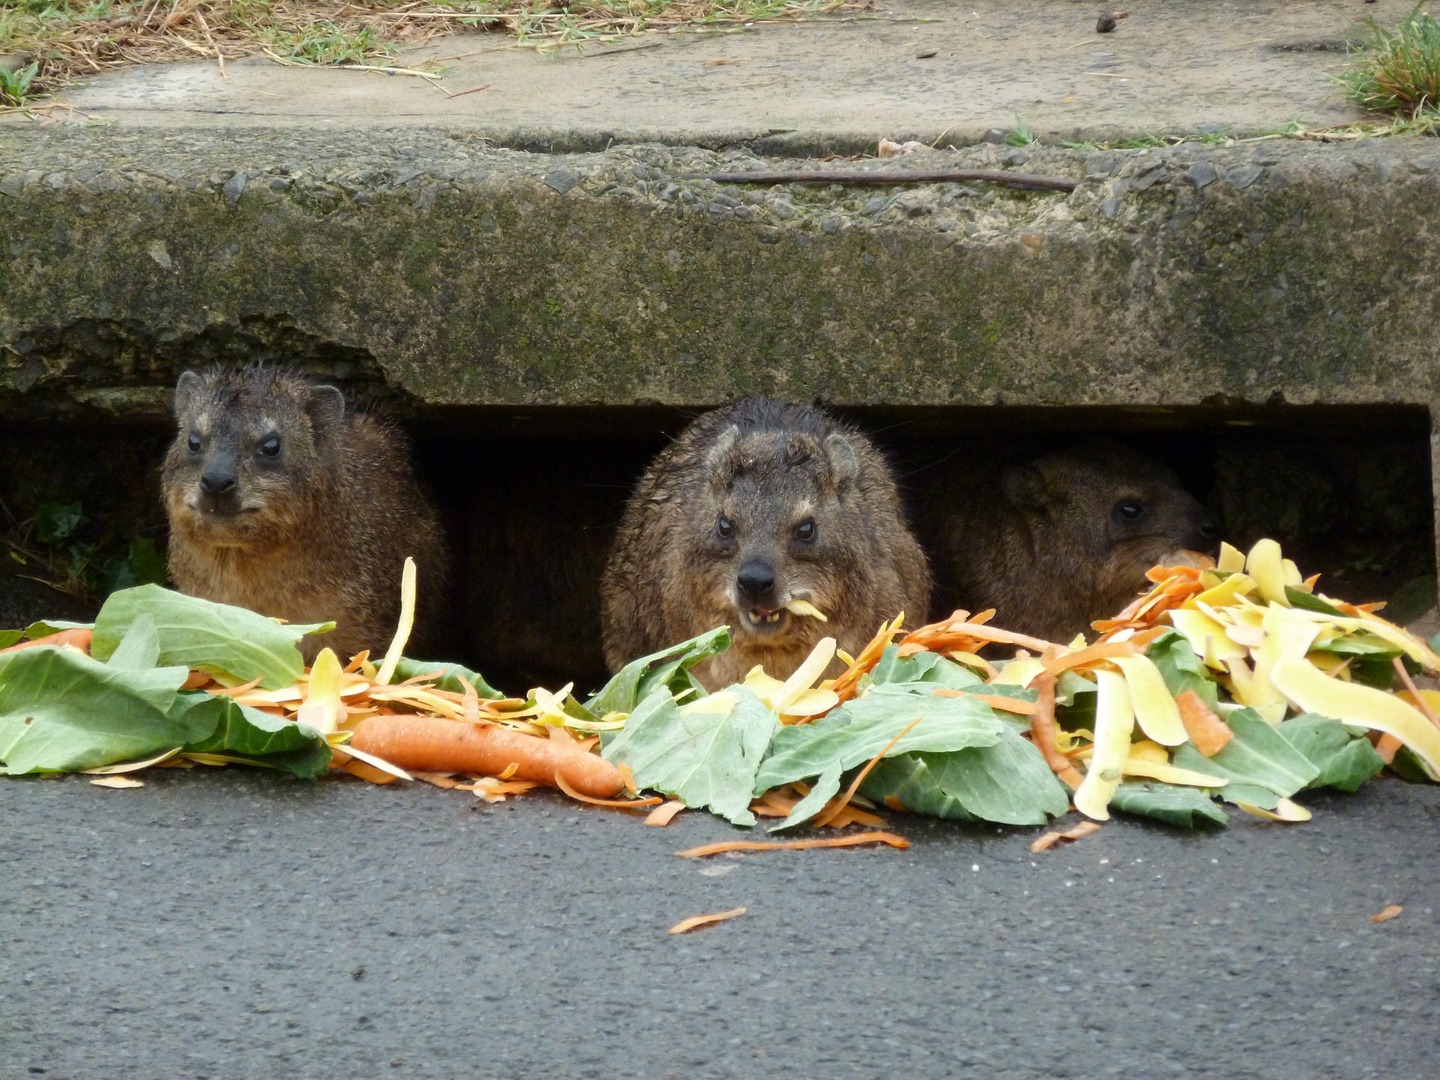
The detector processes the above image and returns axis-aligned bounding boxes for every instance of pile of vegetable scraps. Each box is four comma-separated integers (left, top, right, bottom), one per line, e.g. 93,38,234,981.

3,541,1438,842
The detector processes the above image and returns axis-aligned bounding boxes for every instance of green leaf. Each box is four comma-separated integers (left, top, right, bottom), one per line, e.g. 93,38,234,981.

918,727,1071,825
0,646,205,774
102,536,169,594
107,613,161,670
769,761,844,832
1109,781,1228,827
34,502,85,544
603,685,777,826
24,619,93,638
178,694,330,778
1310,632,1402,659
1173,707,1320,798
859,754,977,821
392,657,503,700
585,627,731,717
90,585,332,689
753,684,1003,793
1146,630,1220,708
1276,713,1386,792
1286,587,1343,616
1220,783,1282,810
0,630,21,649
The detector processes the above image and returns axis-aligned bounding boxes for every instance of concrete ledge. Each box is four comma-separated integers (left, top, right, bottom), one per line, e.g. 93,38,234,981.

3,129,1439,421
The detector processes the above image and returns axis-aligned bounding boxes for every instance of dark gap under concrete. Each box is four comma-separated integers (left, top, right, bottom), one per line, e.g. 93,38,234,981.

1,404,1432,697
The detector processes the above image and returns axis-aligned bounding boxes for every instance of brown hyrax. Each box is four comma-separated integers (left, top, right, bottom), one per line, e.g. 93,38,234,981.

922,438,1218,642
601,398,932,690
162,367,448,663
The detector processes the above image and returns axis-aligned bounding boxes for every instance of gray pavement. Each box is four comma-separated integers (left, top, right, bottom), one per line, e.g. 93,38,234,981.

33,0,1418,149
3,768,1439,1079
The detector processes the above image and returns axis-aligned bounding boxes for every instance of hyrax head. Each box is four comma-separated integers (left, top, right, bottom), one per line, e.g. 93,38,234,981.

163,367,346,547
1002,438,1219,567
684,401,869,646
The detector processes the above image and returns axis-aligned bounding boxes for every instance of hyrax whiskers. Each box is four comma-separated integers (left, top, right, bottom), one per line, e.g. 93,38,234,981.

162,367,448,663
921,438,1218,642
601,398,931,690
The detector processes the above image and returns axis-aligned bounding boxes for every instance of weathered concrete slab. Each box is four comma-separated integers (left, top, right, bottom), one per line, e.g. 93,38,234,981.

17,0,1413,152
3,129,1439,421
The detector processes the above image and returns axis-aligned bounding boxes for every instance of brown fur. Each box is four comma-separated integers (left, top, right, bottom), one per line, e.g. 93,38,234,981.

601,399,931,690
920,439,1218,643
161,367,448,663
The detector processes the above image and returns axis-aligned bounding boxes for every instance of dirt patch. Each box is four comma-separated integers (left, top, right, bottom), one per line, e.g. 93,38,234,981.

22,0,1418,148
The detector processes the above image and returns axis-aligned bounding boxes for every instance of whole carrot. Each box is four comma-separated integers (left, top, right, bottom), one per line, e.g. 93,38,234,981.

350,715,626,799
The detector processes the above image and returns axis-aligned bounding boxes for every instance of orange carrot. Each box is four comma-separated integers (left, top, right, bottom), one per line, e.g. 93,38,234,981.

1041,639,1139,675
1375,732,1402,764
1370,904,1403,924
181,669,213,690
1176,689,1233,756
668,907,747,934
0,627,93,655
675,831,910,857
351,714,626,798
933,687,1038,715
645,799,687,826
1029,820,1102,853
813,719,919,827
1026,670,1082,790
1392,659,1440,732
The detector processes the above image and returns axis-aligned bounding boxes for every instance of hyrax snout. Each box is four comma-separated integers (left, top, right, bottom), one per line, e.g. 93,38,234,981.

602,398,931,690
162,366,448,663
921,438,1218,642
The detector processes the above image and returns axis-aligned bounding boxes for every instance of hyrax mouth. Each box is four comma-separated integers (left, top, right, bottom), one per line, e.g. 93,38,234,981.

742,606,789,633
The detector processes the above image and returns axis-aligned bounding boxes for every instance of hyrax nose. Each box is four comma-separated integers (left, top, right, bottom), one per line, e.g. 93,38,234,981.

200,466,237,496
736,560,777,604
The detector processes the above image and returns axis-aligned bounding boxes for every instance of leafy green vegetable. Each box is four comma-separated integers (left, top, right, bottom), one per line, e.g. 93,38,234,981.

585,627,730,717
918,727,1071,825
1277,714,1386,792
107,613,161,670
392,657,503,700
1108,781,1228,827
1173,707,1320,800
603,685,777,826
753,684,1004,793
90,585,331,689
770,761,844,831
0,645,202,774
0,630,22,649
23,619,93,637
179,695,331,777
1147,631,1220,708
859,754,976,820
1286,588,1344,616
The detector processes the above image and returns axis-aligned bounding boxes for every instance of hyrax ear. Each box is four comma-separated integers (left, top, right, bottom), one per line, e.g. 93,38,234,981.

173,371,205,421
1000,464,1051,509
304,385,346,436
823,432,862,492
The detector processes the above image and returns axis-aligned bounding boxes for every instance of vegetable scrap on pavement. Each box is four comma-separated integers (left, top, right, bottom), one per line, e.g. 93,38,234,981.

4,540,1439,851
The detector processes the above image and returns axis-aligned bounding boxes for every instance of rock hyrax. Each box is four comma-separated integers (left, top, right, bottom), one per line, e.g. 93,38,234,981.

601,398,932,689
922,438,1218,642
162,367,448,663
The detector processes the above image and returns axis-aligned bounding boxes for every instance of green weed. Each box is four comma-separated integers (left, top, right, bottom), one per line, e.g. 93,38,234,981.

3,500,166,602
1339,2,1440,116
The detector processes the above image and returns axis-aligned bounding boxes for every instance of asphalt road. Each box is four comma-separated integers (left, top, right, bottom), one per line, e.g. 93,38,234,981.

3,769,1438,1080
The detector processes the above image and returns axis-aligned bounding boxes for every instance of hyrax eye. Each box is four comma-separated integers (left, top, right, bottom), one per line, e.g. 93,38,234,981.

716,514,734,538
258,435,282,459
1115,500,1146,523
187,432,202,454
794,518,817,543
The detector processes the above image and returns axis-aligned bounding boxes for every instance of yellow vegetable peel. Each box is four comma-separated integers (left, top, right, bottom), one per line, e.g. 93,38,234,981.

1112,654,1186,746
1074,669,1135,821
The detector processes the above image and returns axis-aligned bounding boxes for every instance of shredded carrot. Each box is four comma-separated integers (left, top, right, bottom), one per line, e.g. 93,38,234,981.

644,799,687,826
341,759,400,785
1370,904,1403,924
497,762,519,780
1175,689,1234,756
180,670,213,690
343,651,371,674
668,907,747,934
553,772,663,808
830,615,906,703
813,719,920,827
1042,640,1140,675
883,795,908,812
675,831,910,858
1029,820,1102,852
618,762,638,795
205,676,264,698
1392,658,1440,732
458,675,482,726
823,804,886,828
932,687,1038,715
412,771,464,789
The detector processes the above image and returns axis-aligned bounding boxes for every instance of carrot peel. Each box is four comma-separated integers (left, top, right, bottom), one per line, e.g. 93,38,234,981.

675,831,910,858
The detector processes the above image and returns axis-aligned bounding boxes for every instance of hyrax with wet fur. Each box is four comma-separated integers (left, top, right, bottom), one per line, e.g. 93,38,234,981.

601,398,932,690
921,438,1218,643
162,367,448,663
